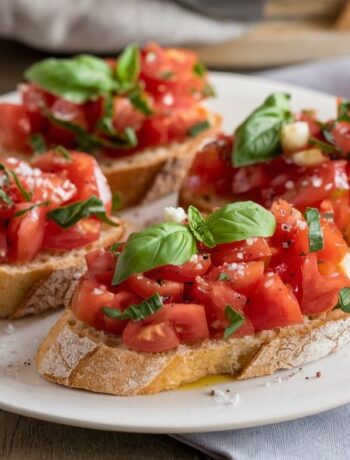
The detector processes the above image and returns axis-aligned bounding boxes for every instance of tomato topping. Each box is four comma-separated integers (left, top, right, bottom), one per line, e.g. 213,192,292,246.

126,274,183,302
85,248,117,286
122,320,180,352
146,255,211,282
210,238,271,266
245,273,303,331
42,218,101,250
0,104,31,152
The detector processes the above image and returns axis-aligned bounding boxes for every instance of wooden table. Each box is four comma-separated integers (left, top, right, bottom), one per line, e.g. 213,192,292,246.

0,38,206,460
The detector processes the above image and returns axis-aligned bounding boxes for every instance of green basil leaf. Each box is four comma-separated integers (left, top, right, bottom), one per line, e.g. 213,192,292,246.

337,287,350,312
103,293,163,321
54,145,72,161
14,201,50,218
113,223,197,284
193,62,207,77
161,70,174,80
309,137,342,155
338,100,350,122
224,305,245,339
128,88,154,115
109,241,123,255
0,189,13,206
116,44,140,83
112,192,122,212
305,207,323,252
9,170,32,202
187,205,215,248
218,272,230,281
233,92,292,167
25,55,118,103
47,196,118,228
201,84,216,98
187,120,211,137
29,133,47,154
206,201,276,244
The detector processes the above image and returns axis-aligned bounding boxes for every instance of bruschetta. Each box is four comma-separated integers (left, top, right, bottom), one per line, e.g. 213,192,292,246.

0,150,125,318
36,200,350,395
180,92,350,240
0,43,220,208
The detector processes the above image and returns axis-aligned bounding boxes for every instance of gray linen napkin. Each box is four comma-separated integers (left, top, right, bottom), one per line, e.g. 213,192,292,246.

174,56,350,460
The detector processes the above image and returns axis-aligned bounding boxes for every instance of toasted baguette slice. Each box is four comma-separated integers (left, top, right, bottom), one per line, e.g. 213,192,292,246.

36,309,350,395
0,221,126,319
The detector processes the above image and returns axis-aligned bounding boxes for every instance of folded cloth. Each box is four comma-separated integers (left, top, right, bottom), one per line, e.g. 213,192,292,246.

0,0,247,52
173,404,350,460
173,57,350,460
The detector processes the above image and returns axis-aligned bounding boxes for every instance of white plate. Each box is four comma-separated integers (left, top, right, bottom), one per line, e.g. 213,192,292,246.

1,73,349,434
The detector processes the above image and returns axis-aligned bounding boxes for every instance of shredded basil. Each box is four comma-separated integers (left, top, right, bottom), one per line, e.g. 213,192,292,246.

305,207,324,252
187,120,211,137
29,133,47,154
224,305,245,339
337,287,350,312
102,293,163,321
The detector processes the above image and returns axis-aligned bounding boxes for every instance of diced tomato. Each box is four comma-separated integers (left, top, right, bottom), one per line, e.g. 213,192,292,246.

0,103,31,152
332,121,350,155
42,218,101,250
301,253,348,314
104,291,141,335
207,261,264,295
232,164,268,195
244,273,303,332
21,83,54,133
113,96,146,133
47,99,88,146
85,248,117,286
71,279,114,330
297,110,322,138
7,204,46,262
210,237,271,266
126,274,183,302
317,219,348,265
0,222,8,262
191,277,249,334
122,319,179,352
146,254,211,282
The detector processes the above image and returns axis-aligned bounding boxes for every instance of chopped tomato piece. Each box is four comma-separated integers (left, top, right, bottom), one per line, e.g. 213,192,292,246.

210,237,271,266
104,291,141,335
42,218,101,250
146,254,211,282
207,261,264,295
85,248,117,286
126,274,183,302
317,219,348,265
122,320,179,352
245,273,303,331
0,103,30,152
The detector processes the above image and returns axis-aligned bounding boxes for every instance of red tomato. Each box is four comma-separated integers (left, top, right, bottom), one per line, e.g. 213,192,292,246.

297,110,322,138
122,319,179,352
332,121,350,155
42,218,101,250
210,238,271,267
71,279,114,330
113,97,146,133
320,194,349,231
48,99,88,146
207,261,264,295
104,291,141,335
7,204,46,262
146,254,211,282
85,248,117,286
126,274,183,302
191,277,251,335
21,83,53,133
317,220,348,265
232,164,268,195
244,273,303,332
301,253,348,314
0,222,8,262
0,103,31,152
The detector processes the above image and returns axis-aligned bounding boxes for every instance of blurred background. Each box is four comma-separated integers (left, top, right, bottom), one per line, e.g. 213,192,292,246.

1,0,350,93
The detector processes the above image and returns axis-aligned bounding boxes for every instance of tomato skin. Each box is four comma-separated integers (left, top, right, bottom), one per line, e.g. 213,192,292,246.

42,218,101,250
210,238,271,267
332,121,350,155
0,103,31,152
85,248,117,286
301,253,348,314
122,320,180,352
317,220,348,266
245,273,303,332
113,97,146,132
48,99,88,146
126,274,183,302
207,261,265,296
7,204,46,263
0,222,8,263
146,255,211,282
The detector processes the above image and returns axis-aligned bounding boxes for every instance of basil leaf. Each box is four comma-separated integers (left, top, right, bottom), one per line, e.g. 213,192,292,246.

47,196,118,228
201,84,215,98
187,120,211,137
103,293,163,321
0,189,13,206
161,70,174,80
206,201,276,244
309,137,342,155
193,61,206,77
305,207,323,252
47,113,137,151
9,170,32,202
187,205,215,248
338,100,350,122
218,272,230,281
233,92,292,167
337,287,350,312
54,146,72,161
224,305,245,339
110,241,123,255
116,44,140,83
112,192,122,212
14,201,50,218
128,88,154,115
29,133,47,154
113,223,197,284
25,55,118,103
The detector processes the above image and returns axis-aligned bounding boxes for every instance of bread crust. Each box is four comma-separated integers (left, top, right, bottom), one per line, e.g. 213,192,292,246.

0,221,126,319
36,309,350,395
